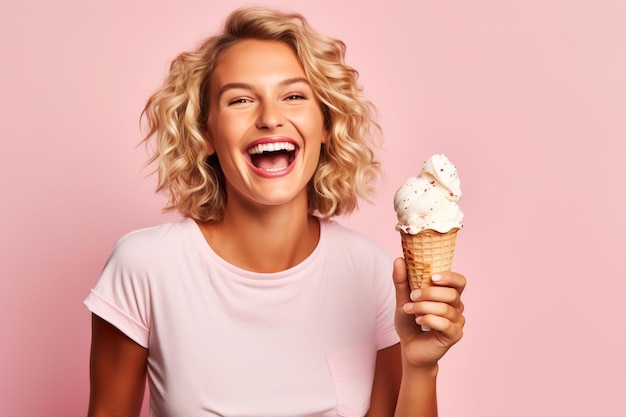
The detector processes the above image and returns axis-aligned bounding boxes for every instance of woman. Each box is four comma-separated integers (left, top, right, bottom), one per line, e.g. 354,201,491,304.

85,6,466,416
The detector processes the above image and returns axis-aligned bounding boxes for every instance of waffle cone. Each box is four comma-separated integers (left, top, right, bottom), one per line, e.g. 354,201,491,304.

400,229,459,290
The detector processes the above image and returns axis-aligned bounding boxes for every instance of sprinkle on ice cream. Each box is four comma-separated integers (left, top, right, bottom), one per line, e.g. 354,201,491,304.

393,154,464,235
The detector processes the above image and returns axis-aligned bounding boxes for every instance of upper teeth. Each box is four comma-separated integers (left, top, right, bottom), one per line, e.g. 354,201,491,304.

248,142,296,155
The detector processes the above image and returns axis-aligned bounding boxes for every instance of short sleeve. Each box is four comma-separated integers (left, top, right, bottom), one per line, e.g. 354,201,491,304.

373,248,401,350
84,233,152,348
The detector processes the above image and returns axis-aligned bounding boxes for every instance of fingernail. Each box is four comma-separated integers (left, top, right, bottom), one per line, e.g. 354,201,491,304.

410,289,421,301
432,274,442,282
403,303,414,313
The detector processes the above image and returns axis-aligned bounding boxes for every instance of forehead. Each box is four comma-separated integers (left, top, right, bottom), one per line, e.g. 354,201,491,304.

211,39,306,86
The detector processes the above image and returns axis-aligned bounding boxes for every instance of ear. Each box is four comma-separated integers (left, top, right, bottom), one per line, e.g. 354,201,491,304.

206,139,216,156
203,130,216,156
321,127,329,145
321,104,331,145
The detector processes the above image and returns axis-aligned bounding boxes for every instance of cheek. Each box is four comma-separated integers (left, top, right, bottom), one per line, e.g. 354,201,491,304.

206,117,234,153
213,111,249,139
293,110,326,139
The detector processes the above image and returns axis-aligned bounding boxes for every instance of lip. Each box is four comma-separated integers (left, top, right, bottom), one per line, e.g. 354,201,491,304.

244,136,300,178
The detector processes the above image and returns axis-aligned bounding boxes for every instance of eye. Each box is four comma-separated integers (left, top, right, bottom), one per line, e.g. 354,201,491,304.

285,94,306,101
227,97,252,105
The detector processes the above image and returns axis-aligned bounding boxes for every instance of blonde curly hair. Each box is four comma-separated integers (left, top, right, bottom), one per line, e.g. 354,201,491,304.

142,6,382,222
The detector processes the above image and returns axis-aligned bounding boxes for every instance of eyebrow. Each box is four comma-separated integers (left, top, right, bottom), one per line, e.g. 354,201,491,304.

216,77,310,100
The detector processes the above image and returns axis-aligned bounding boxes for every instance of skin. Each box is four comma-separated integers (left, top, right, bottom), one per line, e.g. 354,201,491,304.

199,39,327,273
87,39,466,417
87,315,147,416
384,262,466,417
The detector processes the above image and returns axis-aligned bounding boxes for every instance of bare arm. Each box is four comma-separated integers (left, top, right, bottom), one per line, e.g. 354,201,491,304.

366,344,401,416
367,258,466,417
366,343,438,417
87,314,148,417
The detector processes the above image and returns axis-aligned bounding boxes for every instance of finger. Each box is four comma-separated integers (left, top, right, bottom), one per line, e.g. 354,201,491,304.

416,312,465,344
393,257,424,337
405,300,463,324
392,257,411,308
412,286,463,311
431,271,467,295
415,314,465,344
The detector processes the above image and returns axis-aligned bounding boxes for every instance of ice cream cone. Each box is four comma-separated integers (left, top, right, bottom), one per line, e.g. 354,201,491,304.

394,154,463,331
400,228,458,291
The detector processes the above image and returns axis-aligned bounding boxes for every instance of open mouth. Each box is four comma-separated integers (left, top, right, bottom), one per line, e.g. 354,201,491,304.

247,141,297,173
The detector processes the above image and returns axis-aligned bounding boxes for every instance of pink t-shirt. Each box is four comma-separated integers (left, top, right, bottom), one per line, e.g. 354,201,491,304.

84,218,399,417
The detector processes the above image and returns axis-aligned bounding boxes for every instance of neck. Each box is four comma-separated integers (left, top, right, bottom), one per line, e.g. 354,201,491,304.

196,194,321,273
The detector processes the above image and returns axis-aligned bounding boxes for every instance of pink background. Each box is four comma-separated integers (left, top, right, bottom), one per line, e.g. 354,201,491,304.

1,1,624,416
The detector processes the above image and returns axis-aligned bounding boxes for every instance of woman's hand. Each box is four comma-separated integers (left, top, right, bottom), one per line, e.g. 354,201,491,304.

392,257,466,370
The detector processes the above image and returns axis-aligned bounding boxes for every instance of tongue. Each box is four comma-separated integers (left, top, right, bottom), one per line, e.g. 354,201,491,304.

252,152,291,171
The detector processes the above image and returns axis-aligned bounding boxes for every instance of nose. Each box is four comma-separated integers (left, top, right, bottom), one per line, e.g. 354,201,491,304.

255,100,284,130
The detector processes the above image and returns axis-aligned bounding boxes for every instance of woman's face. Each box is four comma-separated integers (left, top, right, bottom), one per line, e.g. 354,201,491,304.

206,39,327,212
